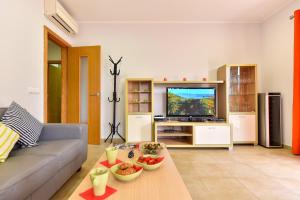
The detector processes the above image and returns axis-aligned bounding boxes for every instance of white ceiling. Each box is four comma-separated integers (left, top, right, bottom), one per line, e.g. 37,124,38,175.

59,0,294,23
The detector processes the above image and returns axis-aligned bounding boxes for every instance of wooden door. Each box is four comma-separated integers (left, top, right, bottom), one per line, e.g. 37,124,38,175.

67,46,101,144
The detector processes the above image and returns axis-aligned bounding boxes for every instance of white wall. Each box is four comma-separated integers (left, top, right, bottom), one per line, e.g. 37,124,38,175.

0,0,73,120
73,23,262,139
261,1,300,146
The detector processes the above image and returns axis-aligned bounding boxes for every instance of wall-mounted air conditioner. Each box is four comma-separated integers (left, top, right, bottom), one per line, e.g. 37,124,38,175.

44,0,79,35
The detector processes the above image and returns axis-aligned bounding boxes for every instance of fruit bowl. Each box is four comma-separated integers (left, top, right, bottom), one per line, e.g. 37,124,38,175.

140,142,163,155
136,155,165,171
110,163,143,182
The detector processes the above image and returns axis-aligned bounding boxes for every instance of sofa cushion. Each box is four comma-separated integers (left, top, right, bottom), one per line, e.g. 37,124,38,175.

0,154,58,200
1,102,43,147
0,123,20,163
13,139,82,169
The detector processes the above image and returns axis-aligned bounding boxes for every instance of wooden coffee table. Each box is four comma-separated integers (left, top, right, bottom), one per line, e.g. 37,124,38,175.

68,145,192,200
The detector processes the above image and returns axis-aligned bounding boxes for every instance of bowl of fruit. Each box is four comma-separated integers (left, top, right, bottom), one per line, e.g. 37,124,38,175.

140,142,163,155
110,162,143,182
136,155,165,171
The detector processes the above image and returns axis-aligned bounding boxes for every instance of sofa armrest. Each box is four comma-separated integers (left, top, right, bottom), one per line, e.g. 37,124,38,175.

39,123,88,141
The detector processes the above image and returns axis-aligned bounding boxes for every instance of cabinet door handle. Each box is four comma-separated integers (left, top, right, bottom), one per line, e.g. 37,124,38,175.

135,116,143,119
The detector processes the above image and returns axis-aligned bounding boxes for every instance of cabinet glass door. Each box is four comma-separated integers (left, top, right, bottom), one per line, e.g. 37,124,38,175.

229,66,256,112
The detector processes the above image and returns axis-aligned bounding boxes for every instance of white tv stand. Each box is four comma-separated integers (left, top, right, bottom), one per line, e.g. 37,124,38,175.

125,78,235,150
154,121,232,150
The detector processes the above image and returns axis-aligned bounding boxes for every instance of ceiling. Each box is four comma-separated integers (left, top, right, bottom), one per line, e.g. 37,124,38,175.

59,0,294,23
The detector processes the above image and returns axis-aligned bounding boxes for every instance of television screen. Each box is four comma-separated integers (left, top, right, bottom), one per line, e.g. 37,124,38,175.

167,87,216,117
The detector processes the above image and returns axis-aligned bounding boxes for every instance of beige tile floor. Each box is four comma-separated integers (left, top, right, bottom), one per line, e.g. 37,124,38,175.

52,145,300,200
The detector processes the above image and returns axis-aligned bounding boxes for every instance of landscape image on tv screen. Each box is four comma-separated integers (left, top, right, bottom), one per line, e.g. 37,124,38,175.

167,88,215,116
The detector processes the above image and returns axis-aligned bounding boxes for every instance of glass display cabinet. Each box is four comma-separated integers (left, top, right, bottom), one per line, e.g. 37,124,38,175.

218,65,257,144
229,66,256,113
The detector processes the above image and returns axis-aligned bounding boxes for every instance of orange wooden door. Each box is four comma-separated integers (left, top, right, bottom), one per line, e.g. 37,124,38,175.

67,46,101,144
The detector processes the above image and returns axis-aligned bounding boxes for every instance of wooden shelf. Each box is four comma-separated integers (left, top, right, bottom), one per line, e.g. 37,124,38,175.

128,91,152,93
128,112,152,115
153,80,224,84
229,94,256,96
157,131,193,137
157,138,193,147
229,112,256,115
230,82,255,85
127,79,153,113
129,101,152,104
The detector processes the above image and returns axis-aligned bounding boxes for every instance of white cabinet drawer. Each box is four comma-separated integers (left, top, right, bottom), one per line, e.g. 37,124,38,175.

127,115,152,142
229,114,256,142
195,125,231,145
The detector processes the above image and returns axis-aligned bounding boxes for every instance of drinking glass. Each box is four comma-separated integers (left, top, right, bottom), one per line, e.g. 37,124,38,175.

90,167,109,196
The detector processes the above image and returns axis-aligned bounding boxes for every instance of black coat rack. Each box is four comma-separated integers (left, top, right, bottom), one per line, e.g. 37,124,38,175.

105,56,126,143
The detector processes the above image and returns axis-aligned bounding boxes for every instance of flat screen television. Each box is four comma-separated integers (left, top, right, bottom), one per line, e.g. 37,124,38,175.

166,87,216,117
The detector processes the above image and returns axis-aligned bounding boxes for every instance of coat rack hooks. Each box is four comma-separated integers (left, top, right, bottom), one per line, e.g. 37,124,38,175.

105,55,125,143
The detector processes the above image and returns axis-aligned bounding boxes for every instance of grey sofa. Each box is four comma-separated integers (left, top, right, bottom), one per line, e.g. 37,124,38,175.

0,108,88,200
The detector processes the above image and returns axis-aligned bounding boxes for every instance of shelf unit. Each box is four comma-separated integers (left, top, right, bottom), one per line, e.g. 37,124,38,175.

126,79,153,113
125,79,154,142
151,79,232,149
155,123,193,147
217,64,257,144
153,80,224,84
124,74,257,149
157,132,193,137
154,121,232,149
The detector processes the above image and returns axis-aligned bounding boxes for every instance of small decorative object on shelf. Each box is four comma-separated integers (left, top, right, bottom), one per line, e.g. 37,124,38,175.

105,55,126,143
183,77,187,81
163,77,168,81
202,77,207,81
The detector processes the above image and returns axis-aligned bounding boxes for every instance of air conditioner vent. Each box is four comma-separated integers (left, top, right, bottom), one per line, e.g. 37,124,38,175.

45,0,79,35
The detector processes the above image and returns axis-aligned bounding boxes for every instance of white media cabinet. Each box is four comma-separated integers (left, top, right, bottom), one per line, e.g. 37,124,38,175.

154,121,233,149
125,64,257,149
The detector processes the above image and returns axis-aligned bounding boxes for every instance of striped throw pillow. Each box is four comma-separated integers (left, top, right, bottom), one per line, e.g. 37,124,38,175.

0,123,20,162
1,102,43,147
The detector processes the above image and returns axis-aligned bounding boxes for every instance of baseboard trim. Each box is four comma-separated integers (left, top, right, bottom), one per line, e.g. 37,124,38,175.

99,138,124,145
283,145,292,150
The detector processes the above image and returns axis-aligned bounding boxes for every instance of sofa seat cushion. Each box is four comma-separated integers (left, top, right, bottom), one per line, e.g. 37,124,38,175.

13,139,82,169
0,154,58,200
